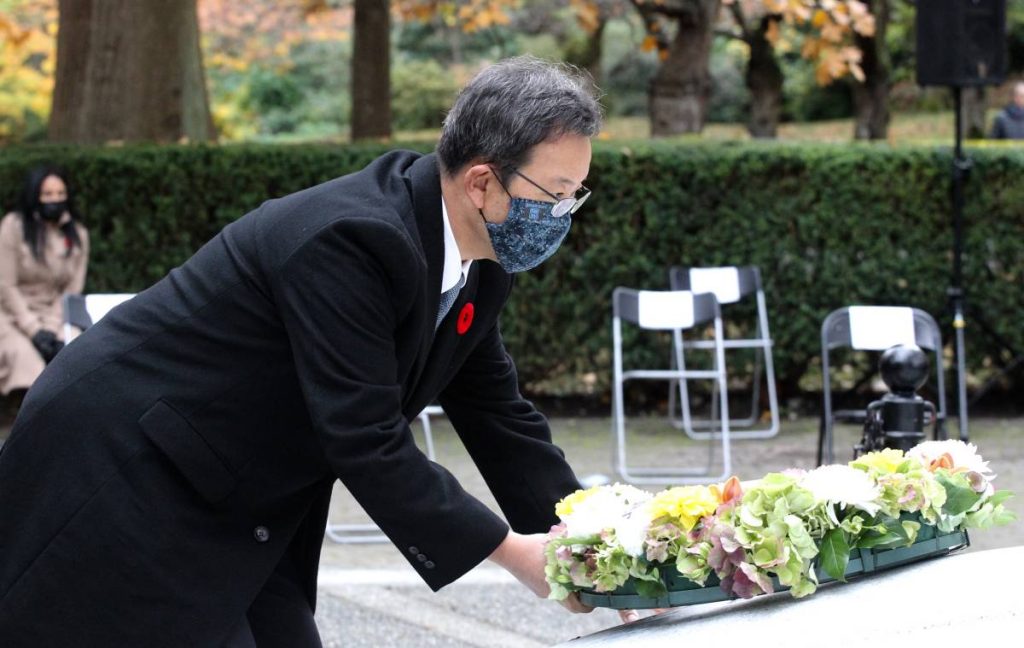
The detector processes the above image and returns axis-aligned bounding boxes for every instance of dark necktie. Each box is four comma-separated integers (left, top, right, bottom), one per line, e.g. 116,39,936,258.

435,284,461,330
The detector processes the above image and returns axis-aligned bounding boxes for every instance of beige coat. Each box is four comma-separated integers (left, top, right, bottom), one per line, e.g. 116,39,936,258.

0,211,89,394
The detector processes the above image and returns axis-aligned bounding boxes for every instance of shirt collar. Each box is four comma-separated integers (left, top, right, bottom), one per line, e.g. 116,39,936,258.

441,198,472,294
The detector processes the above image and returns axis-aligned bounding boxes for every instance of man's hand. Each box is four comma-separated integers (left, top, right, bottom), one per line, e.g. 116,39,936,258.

487,530,656,623
488,530,591,613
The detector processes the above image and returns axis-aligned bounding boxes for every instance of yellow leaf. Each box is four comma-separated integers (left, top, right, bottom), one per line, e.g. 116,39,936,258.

821,22,844,43
811,9,828,29
641,35,658,52
849,62,866,83
576,4,600,33
802,38,821,59
765,19,781,46
853,14,875,37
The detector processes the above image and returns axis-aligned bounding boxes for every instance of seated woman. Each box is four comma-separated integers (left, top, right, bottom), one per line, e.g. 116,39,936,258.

0,166,90,408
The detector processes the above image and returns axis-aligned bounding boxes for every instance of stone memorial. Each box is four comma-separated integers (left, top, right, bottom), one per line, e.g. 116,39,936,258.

557,546,1024,647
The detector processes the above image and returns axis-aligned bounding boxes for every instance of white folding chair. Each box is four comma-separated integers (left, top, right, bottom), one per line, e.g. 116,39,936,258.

668,266,780,440
818,306,948,466
324,405,442,544
612,288,732,484
62,293,137,343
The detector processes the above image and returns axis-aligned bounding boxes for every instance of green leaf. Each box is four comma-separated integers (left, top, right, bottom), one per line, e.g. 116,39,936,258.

635,578,668,599
819,528,851,582
548,582,572,601
989,490,1015,508
856,531,903,549
937,473,982,516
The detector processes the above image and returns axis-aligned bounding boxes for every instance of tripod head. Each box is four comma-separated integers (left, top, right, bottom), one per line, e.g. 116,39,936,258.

855,345,937,457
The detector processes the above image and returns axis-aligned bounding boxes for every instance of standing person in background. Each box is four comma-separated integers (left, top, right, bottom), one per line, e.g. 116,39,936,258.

0,166,89,414
990,82,1024,140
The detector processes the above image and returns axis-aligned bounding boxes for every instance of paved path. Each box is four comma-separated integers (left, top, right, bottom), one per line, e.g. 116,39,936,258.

314,416,1024,645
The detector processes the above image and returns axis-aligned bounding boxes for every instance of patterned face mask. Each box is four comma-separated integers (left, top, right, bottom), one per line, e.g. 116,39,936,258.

484,197,571,273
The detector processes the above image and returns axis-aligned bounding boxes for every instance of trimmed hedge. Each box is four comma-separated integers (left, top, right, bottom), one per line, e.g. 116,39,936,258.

2,142,1023,403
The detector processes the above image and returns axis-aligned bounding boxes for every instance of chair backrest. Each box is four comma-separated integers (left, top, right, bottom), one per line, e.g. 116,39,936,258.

63,293,136,343
613,288,718,330
822,306,942,352
821,305,947,420
669,266,761,305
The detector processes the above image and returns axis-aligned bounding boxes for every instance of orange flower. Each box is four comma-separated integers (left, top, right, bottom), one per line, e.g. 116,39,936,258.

928,453,955,473
711,476,743,506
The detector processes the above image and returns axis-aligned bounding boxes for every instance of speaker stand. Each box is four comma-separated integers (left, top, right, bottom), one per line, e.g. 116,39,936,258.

948,86,970,442
946,86,1024,441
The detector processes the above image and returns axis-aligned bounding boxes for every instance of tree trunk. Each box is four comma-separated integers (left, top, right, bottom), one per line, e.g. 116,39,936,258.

49,0,215,144
852,0,890,140
578,19,607,87
351,0,391,141
961,86,987,139
647,0,720,137
746,17,783,139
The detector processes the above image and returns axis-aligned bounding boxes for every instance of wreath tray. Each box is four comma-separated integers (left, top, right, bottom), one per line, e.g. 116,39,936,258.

578,528,970,610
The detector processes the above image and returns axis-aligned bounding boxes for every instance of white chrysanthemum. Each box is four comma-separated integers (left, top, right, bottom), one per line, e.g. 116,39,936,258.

800,464,882,516
563,484,652,538
607,483,654,504
907,440,994,479
614,504,654,557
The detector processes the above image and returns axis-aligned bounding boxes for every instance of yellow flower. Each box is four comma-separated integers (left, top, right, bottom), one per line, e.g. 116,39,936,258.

555,486,601,519
850,448,906,474
649,486,719,532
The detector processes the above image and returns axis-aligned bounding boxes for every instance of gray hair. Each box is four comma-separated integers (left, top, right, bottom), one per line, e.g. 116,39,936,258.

437,56,603,179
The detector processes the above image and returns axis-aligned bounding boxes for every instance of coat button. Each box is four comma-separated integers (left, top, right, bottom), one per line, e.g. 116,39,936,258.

408,546,419,555
253,526,270,543
424,560,435,569
416,553,427,562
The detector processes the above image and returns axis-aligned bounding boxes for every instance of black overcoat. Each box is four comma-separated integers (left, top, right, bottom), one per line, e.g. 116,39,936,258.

0,151,580,645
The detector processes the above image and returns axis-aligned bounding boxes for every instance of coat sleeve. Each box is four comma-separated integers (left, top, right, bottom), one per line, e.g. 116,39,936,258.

0,214,42,337
269,218,509,591
438,321,582,534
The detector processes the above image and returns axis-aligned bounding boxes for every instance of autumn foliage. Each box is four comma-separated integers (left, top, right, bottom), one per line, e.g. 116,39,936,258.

0,0,56,142
393,0,515,33
633,0,876,84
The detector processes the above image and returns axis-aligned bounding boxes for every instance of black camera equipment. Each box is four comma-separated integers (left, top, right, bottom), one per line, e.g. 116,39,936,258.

916,0,1008,442
854,345,937,457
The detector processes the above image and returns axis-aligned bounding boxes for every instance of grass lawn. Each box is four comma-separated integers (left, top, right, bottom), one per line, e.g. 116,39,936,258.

388,109,1023,147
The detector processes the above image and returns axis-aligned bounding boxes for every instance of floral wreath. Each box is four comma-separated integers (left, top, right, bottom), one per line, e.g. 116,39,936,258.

545,440,1015,603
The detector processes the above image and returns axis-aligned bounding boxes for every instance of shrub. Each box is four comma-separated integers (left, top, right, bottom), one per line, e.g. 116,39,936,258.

2,141,1022,404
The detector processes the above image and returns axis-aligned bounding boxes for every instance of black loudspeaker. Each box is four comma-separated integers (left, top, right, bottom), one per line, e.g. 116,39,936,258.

916,0,1006,87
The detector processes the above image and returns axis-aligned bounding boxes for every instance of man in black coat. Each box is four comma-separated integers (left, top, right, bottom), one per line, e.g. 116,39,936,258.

0,57,607,645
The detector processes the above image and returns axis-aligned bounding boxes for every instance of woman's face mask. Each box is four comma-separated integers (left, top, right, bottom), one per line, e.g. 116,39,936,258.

38,201,68,222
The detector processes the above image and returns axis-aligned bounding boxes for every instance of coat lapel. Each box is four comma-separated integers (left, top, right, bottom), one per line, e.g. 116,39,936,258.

401,153,445,418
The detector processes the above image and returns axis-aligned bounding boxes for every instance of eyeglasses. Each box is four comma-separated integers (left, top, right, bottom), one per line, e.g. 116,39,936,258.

492,167,591,218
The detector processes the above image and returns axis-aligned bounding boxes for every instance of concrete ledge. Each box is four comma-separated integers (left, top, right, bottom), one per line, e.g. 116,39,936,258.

557,546,1024,647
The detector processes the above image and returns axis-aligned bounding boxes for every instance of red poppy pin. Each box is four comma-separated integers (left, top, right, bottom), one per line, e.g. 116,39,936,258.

456,302,474,335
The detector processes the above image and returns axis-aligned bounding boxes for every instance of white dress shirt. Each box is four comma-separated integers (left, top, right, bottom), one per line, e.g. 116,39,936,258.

441,199,473,297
